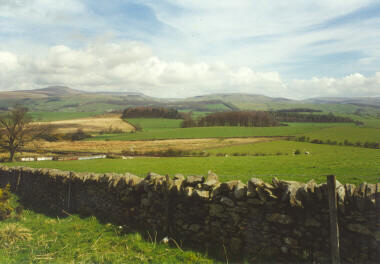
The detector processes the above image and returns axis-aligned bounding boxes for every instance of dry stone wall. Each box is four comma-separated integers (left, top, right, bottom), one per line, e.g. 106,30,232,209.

0,166,378,263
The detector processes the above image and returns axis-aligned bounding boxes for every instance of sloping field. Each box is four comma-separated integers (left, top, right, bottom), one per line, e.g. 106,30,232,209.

302,125,380,143
7,141,380,184
30,137,275,154
92,122,349,141
37,115,135,133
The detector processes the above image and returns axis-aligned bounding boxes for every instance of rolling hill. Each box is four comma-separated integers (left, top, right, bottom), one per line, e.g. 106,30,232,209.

1,86,380,117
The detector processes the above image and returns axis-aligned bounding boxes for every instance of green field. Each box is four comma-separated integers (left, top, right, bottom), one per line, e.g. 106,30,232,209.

6,141,380,184
302,125,380,143
92,123,350,141
126,118,183,130
30,111,96,122
0,196,214,263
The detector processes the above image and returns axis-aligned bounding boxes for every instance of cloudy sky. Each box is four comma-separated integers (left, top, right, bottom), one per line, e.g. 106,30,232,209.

0,0,379,98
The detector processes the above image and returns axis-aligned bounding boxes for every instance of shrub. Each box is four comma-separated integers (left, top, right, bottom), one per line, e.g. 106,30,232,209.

133,123,142,132
0,184,13,220
0,223,32,249
99,126,123,135
63,129,92,141
294,149,301,155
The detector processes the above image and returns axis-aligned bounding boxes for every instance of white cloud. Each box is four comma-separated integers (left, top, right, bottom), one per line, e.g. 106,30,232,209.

0,42,379,98
291,73,380,98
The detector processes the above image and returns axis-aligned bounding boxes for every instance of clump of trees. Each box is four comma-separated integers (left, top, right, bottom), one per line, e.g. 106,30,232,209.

122,107,183,119
63,129,92,141
272,111,362,124
182,111,279,127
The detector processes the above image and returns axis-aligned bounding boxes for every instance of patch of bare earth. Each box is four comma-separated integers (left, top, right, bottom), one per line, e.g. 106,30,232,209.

30,137,277,154
35,114,135,133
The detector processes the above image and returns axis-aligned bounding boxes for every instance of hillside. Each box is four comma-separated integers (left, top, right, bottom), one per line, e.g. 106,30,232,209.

1,86,380,117
307,96,380,108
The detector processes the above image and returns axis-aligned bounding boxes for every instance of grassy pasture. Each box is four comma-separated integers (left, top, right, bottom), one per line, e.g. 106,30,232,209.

30,111,96,122
302,125,380,143
6,141,380,184
0,196,214,263
126,118,183,130
91,122,348,141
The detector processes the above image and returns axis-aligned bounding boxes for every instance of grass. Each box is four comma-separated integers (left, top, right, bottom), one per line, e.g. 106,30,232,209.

0,195,215,263
5,141,380,184
206,139,378,155
302,125,380,143
91,123,349,141
30,111,96,122
126,118,183,130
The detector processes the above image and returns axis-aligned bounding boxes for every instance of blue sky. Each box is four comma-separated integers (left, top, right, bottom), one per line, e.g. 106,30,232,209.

0,0,379,98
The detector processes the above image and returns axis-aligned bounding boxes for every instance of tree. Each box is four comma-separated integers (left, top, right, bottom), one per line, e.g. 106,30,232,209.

0,106,33,162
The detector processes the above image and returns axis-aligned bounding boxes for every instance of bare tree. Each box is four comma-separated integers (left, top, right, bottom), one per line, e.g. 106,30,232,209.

0,106,33,162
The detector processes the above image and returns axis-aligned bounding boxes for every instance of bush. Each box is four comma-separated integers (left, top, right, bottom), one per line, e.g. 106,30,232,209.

294,149,301,155
0,223,32,248
63,129,92,141
0,184,13,220
99,126,123,135
134,123,142,132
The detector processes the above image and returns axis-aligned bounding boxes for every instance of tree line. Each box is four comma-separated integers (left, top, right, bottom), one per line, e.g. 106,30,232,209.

122,107,184,119
271,111,362,124
182,111,279,127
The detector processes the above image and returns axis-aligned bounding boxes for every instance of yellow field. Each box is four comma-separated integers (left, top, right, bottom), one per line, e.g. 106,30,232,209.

36,115,135,133
29,137,276,154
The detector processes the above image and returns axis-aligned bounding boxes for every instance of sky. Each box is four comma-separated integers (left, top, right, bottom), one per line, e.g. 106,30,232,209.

0,0,379,99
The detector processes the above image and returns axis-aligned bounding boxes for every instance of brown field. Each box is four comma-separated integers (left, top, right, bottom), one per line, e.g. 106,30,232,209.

27,137,276,154
36,114,135,133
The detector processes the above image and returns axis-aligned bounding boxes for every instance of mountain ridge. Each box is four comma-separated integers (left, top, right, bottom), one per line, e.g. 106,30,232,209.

1,86,380,114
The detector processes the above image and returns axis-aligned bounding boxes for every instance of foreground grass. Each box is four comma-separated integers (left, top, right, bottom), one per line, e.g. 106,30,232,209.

6,141,380,184
91,123,348,141
0,196,214,263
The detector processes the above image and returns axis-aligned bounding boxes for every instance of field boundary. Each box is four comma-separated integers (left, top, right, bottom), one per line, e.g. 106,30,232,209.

0,166,377,263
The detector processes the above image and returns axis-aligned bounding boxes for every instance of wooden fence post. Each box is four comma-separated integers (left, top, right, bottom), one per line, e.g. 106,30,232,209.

327,175,340,264
376,183,380,264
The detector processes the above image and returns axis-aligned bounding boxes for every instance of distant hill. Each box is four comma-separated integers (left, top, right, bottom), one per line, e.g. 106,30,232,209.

0,86,380,116
188,93,294,103
31,86,85,96
306,97,380,108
